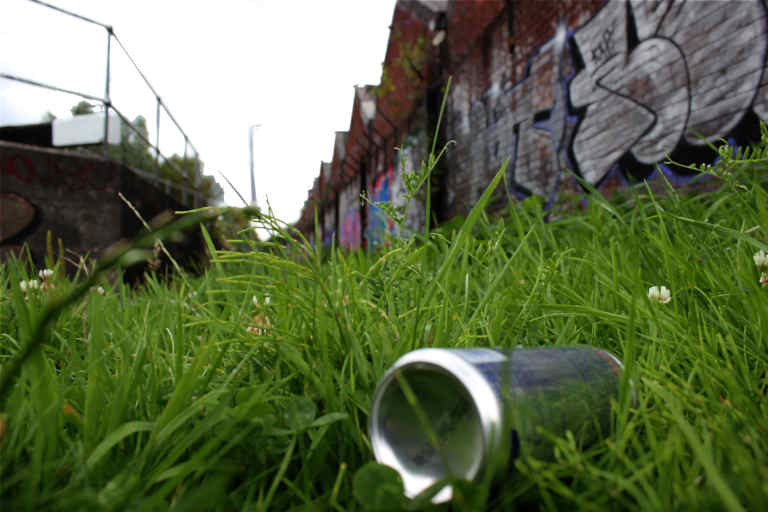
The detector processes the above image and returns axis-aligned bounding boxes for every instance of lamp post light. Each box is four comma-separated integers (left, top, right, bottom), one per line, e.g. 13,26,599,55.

248,123,261,208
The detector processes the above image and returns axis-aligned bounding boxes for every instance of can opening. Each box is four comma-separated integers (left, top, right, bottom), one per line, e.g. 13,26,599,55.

372,363,484,500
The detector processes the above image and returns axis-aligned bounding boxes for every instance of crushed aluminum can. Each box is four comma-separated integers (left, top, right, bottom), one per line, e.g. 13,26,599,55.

368,345,630,503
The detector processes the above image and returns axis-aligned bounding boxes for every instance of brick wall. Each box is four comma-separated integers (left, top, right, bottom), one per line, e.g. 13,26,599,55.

298,0,768,248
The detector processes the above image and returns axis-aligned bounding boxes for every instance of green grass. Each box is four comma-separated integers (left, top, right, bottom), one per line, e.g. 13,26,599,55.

2,139,768,511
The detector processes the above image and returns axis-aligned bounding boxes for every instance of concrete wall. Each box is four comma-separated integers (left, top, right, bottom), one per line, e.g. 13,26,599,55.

0,141,188,272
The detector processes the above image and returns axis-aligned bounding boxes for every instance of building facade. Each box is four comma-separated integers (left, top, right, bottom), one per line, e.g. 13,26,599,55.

296,0,768,247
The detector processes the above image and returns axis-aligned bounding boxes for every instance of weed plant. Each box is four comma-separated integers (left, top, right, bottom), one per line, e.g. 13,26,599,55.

1,127,768,510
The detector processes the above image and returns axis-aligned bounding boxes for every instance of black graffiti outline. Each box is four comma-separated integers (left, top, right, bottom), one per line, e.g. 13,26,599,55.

590,20,618,66
566,0,768,188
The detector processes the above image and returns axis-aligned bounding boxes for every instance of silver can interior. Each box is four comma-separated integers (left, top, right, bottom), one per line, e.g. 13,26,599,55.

372,363,485,500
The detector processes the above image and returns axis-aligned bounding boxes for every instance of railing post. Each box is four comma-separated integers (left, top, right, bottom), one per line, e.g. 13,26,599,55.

193,154,200,207
9,2,206,210
103,26,113,157
155,97,161,167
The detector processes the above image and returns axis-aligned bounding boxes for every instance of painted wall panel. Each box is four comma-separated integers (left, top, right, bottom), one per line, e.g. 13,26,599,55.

366,165,396,247
299,0,768,244
338,182,361,249
443,0,768,212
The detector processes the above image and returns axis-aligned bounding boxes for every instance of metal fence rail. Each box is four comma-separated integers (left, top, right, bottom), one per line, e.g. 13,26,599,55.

2,0,204,207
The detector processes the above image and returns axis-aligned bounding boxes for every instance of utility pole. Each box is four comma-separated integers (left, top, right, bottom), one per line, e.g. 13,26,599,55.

248,123,261,207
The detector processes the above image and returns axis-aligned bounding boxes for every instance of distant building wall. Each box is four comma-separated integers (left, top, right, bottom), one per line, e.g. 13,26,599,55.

391,127,428,237
322,203,335,246
338,179,361,250
365,165,393,247
297,0,768,248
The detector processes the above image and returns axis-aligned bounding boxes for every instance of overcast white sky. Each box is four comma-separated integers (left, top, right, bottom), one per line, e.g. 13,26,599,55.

1,0,397,225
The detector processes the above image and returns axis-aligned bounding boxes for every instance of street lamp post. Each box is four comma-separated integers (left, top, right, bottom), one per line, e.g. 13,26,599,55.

248,123,261,208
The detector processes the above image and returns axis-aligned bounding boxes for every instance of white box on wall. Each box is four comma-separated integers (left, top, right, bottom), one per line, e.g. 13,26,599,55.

52,112,121,147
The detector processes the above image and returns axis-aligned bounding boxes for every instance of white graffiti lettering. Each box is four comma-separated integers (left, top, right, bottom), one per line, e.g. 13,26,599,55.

570,0,768,184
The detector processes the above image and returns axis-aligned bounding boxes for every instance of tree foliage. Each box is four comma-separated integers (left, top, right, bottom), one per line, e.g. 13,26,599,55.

70,100,96,116
158,154,224,205
64,102,223,205
108,115,156,173
40,110,57,122
91,109,223,205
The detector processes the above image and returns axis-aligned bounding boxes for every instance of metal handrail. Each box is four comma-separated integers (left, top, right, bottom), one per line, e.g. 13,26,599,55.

109,105,200,200
109,35,199,158
28,0,109,29
2,0,204,206
0,72,106,104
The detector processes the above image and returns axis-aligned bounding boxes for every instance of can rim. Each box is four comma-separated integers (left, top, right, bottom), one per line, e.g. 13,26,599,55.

368,348,504,503
596,348,638,407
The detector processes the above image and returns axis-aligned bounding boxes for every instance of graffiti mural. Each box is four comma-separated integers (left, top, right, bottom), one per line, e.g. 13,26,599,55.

570,0,768,185
455,21,571,204
338,182,361,249
391,133,427,237
461,0,768,206
322,207,335,246
366,165,396,247
340,207,361,249
298,1,768,243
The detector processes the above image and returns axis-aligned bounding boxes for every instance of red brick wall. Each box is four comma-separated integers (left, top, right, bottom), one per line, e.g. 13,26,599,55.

299,0,768,242
442,0,768,219
444,0,504,72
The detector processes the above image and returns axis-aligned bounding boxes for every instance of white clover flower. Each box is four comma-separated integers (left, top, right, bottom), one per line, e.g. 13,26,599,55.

27,279,40,290
760,272,768,288
96,286,106,296
252,295,259,307
648,285,671,304
39,268,54,280
19,280,28,292
754,250,768,270
264,295,271,305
